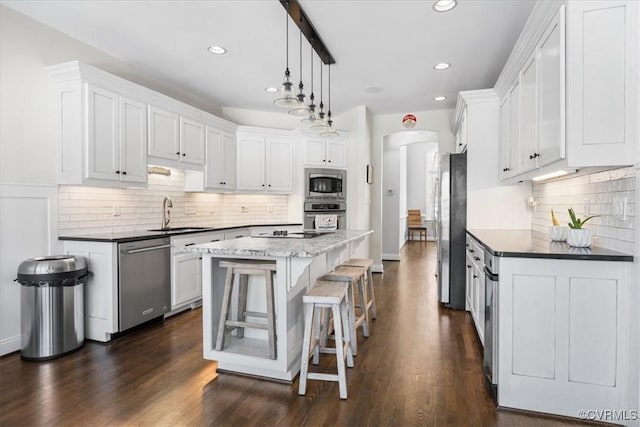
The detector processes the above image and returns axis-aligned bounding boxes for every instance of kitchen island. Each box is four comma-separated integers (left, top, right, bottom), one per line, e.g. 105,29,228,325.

187,230,373,381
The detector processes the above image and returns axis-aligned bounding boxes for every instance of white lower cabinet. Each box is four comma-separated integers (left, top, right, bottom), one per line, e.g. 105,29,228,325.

170,231,224,311
498,257,631,420
63,240,118,342
465,235,485,345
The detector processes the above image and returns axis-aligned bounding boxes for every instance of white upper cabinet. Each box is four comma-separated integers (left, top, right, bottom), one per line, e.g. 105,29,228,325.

179,116,205,164
205,126,235,191
518,53,539,174
148,107,205,165
496,1,637,178
566,0,638,167
148,106,179,161
455,109,467,153
236,128,293,193
49,70,147,186
498,83,521,180
303,136,346,168
537,10,565,168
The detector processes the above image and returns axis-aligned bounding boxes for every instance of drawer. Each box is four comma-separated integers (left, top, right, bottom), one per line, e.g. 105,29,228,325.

172,231,224,251
468,237,485,266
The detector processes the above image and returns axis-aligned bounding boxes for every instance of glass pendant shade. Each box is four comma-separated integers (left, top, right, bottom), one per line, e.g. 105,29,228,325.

319,64,339,137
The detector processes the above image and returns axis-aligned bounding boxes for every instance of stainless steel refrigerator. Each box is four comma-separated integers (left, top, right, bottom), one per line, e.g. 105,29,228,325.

435,152,467,310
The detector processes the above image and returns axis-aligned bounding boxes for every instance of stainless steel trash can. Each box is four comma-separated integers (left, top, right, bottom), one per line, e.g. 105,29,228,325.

16,256,88,360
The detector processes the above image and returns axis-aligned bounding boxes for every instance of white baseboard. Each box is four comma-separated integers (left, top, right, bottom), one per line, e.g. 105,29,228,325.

0,335,20,356
382,253,401,261
372,264,384,273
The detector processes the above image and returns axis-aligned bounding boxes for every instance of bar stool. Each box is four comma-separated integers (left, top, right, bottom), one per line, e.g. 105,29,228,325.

299,280,354,400
341,258,377,320
216,259,277,359
320,265,370,356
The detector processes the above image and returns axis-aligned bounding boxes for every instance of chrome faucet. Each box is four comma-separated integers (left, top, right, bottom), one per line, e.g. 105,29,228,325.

162,196,173,230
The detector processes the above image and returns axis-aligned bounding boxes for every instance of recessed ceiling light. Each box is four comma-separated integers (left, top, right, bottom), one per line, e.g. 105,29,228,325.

365,86,384,94
433,0,457,12
433,62,451,70
207,46,227,55
265,87,279,93
434,96,447,101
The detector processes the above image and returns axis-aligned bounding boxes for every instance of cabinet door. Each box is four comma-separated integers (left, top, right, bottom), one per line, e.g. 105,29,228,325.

537,6,565,168
498,96,512,180
222,132,236,189
566,0,638,167
304,137,327,166
205,126,224,189
266,138,293,192
477,269,485,345
466,253,474,311
119,96,147,183
508,82,521,176
236,136,265,190
86,84,119,181
172,252,202,308
180,116,205,165
326,139,346,167
148,106,179,160
519,54,538,173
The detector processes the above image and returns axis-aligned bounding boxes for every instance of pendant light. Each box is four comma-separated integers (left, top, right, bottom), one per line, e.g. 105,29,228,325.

273,1,297,107
288,30,310,116
301,40,324,126
311,63,329,131
320,63,339,137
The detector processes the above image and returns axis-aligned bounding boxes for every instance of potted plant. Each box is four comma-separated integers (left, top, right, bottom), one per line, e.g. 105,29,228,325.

549,209,568,241
567,208,599,247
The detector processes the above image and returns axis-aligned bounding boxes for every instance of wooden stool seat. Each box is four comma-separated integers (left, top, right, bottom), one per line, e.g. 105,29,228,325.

299,280,354,400
341,258,377,320
321,265,370,356
216,259,277,359
408,209,427,241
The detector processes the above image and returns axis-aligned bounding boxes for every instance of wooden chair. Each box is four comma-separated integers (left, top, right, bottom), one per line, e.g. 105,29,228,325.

407,209,427,241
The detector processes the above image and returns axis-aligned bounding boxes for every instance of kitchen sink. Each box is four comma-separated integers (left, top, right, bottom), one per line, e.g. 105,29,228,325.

147,227,210,233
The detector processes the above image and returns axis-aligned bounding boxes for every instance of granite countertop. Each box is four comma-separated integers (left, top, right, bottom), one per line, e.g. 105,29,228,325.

185,230,373,258
467,229,633,262
58,223,302,243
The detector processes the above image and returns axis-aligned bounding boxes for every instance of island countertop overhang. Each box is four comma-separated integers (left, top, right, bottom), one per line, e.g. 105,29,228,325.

186,230,373,258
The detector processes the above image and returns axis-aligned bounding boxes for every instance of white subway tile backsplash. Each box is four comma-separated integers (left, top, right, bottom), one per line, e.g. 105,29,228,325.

58,169,291,235
532,166,635,253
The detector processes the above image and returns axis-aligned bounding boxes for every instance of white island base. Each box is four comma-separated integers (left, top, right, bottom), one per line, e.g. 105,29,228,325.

193,230,372,382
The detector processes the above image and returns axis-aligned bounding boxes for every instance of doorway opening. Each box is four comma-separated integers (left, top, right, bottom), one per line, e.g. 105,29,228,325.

381,130,438,261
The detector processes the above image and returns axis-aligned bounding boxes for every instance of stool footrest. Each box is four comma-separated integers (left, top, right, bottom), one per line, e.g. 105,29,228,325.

225,320,269,330
306,372,339,382
242,310,267,318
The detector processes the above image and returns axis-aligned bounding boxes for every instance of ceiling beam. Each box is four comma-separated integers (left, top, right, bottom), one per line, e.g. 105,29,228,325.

278,0,336,65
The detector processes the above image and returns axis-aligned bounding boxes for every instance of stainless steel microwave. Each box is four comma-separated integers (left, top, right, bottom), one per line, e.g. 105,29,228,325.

305,168,346,200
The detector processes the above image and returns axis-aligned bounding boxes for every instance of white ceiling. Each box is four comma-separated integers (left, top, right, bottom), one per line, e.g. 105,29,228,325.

1,0,536,116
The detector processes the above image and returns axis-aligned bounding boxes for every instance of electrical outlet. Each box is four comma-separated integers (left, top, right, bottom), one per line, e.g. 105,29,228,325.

184,204,197,215
241,206,248,213
613,197,627,220
112,204,120,217
583,198,590,216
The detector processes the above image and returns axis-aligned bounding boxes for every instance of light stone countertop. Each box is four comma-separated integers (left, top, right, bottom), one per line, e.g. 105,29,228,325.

185,230,373,258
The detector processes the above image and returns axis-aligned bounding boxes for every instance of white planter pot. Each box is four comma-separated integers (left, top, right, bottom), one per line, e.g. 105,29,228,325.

567,228,592,247
549,226,569,242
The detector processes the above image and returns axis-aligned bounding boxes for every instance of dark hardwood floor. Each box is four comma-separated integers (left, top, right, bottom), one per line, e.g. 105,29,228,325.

1,242,591,426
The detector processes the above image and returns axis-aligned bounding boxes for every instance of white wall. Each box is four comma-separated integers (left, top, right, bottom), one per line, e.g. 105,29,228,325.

398,146,408,251
406,143,438,216
372,110,453,270
382,140,400,259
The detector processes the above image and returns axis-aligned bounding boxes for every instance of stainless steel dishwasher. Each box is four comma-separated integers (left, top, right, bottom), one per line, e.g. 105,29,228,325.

118,237,171,331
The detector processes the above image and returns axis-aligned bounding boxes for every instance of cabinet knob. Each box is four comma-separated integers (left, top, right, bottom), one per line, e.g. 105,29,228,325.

535,152,540,158
182,153,186,157
261,184,265,187
473,275,478,279
467,265,472,269
469,249,475,253
474,256,481,261
122,171,127,175
323,159,326,162
328,160,331,163
115,170,120,174
223,182,226,185
529,154,534,160
176,152,180,155
268,184,271,187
